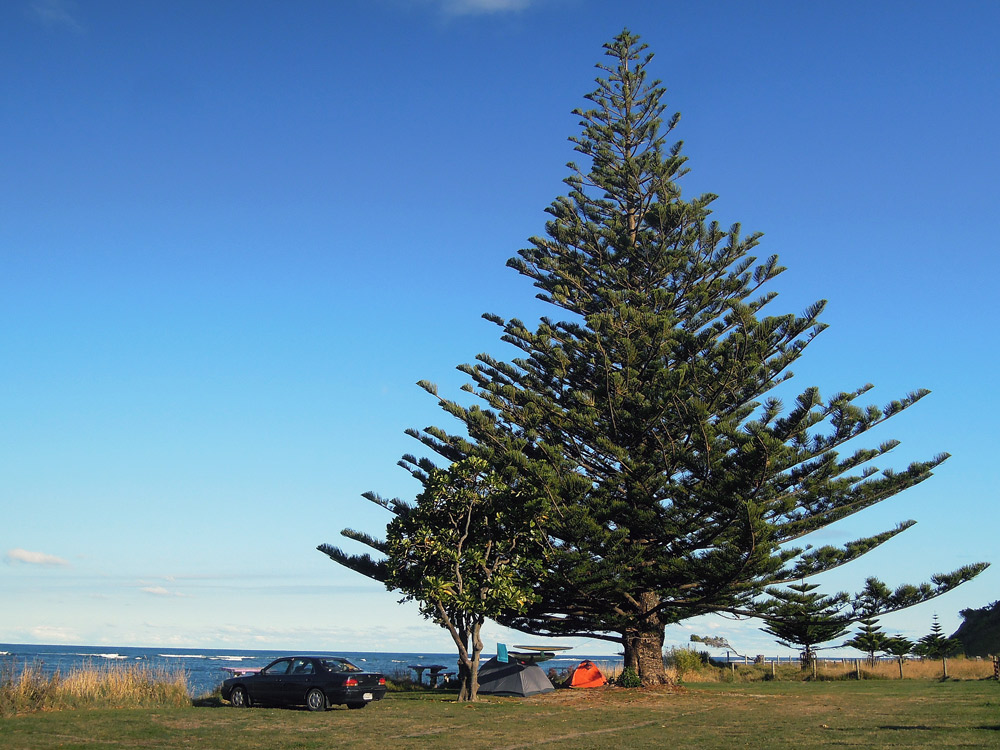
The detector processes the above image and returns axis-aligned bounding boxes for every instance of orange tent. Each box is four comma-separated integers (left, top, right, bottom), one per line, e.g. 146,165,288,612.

569,659,606,688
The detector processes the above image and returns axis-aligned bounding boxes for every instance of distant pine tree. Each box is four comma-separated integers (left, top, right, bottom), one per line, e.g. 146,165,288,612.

845,617,890,668
882,634,915,679
915,615,961,678
760,582,851,673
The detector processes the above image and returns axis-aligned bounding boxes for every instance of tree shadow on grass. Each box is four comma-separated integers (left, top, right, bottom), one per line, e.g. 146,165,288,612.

879,724,1000,732
191,695,225,708
877,726,937,731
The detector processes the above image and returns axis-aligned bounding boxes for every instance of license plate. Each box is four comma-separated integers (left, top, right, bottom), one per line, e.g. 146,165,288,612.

362,692,373,701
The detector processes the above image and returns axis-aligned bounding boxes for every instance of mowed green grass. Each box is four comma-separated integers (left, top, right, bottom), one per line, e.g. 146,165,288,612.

1,680,998,749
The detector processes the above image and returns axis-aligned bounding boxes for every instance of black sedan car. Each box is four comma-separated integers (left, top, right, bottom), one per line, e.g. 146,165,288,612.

221,656,386,711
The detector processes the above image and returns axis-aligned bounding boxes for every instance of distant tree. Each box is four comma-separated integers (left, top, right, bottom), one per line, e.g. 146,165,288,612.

760,582,852,672
321,29,988,686
881,634,915,679
845,617,889,668
914,614,961,679
319,458,544,701
690,634,748,660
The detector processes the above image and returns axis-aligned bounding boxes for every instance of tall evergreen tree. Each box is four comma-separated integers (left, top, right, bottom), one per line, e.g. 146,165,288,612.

881,634,915,679
844,617,889,668
915,614,961,678
760,582,852,671
323,30,987,684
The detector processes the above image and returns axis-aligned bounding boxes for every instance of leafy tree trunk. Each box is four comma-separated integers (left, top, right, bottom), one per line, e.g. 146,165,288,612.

941,656,949,679
622,593,670,686
897,657,904,679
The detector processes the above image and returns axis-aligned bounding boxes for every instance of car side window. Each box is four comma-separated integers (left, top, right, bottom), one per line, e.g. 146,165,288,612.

320,659,360,673
262,659,292,675
290,659,314,675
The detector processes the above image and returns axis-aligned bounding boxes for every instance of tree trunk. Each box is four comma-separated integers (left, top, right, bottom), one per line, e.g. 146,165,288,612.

941,656,949,679
897,656,904,679
466,621,484,702
457,660,472,701
434,601,485,702
622,593,670,686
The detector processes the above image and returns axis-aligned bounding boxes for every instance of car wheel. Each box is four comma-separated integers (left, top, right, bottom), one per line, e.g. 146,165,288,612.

230,686,250,708
346,702,367,710
305,688,327,712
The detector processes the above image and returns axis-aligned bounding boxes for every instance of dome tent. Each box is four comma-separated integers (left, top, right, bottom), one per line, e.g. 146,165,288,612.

476,657,555,697
569,659,606,688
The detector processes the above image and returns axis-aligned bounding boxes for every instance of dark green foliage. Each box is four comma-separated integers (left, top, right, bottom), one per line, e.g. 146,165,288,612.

760,582,852,667
844,618,889,667
915,615,961,661
882,635,915,659
616,667,642,688
881,634,915,678
951,600,1000,657
320,30,987,683
322,457,544,701
915,615,961,679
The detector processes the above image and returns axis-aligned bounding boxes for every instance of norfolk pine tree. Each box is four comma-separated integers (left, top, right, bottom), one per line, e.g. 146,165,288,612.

915,614,961,678
844,616,890,668
882,634,915,679
322,31,987,685
760,582,852,672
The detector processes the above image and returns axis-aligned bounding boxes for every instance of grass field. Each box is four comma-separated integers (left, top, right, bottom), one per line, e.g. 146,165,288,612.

1,679,998,749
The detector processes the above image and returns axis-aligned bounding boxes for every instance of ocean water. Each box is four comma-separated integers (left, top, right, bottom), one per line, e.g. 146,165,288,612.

0,644,620,697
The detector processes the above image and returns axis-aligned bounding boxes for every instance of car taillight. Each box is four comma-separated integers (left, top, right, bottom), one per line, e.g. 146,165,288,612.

344,677,358,687
378,677,386,686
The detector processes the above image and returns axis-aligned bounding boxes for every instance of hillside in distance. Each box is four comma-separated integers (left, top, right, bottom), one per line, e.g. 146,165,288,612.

952,600,1000,657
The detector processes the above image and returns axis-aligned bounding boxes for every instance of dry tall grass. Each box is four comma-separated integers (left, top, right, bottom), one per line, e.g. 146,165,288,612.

0,660,190,716
685,656,996,683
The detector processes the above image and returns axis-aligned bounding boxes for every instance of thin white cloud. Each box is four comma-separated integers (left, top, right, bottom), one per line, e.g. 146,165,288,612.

5,548,70,567
139,585,188,597
27,0,85,32
30,624,80,643
438,0,533,16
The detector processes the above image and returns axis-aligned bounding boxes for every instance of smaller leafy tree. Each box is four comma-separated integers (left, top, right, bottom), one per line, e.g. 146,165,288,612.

881,634,915,679
914,614,961,679
760,582,852,672
381,457,543,701
691,634,749,660
844,617,890,668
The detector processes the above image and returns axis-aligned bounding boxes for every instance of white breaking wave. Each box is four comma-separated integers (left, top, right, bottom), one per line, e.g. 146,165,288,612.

158,654,207,659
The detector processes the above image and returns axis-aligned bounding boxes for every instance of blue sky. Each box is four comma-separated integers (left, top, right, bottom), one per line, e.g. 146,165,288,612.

2,0,997,657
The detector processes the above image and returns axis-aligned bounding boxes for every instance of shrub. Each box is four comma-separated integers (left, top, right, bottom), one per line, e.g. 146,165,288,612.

664,648,706,681
616,667,642,688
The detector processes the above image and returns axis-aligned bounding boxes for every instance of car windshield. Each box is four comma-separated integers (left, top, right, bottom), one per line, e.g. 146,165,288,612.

320,658,362,673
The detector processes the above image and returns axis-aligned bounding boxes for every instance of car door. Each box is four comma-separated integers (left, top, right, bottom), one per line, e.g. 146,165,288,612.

283,658,318,704
252,658,293,704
